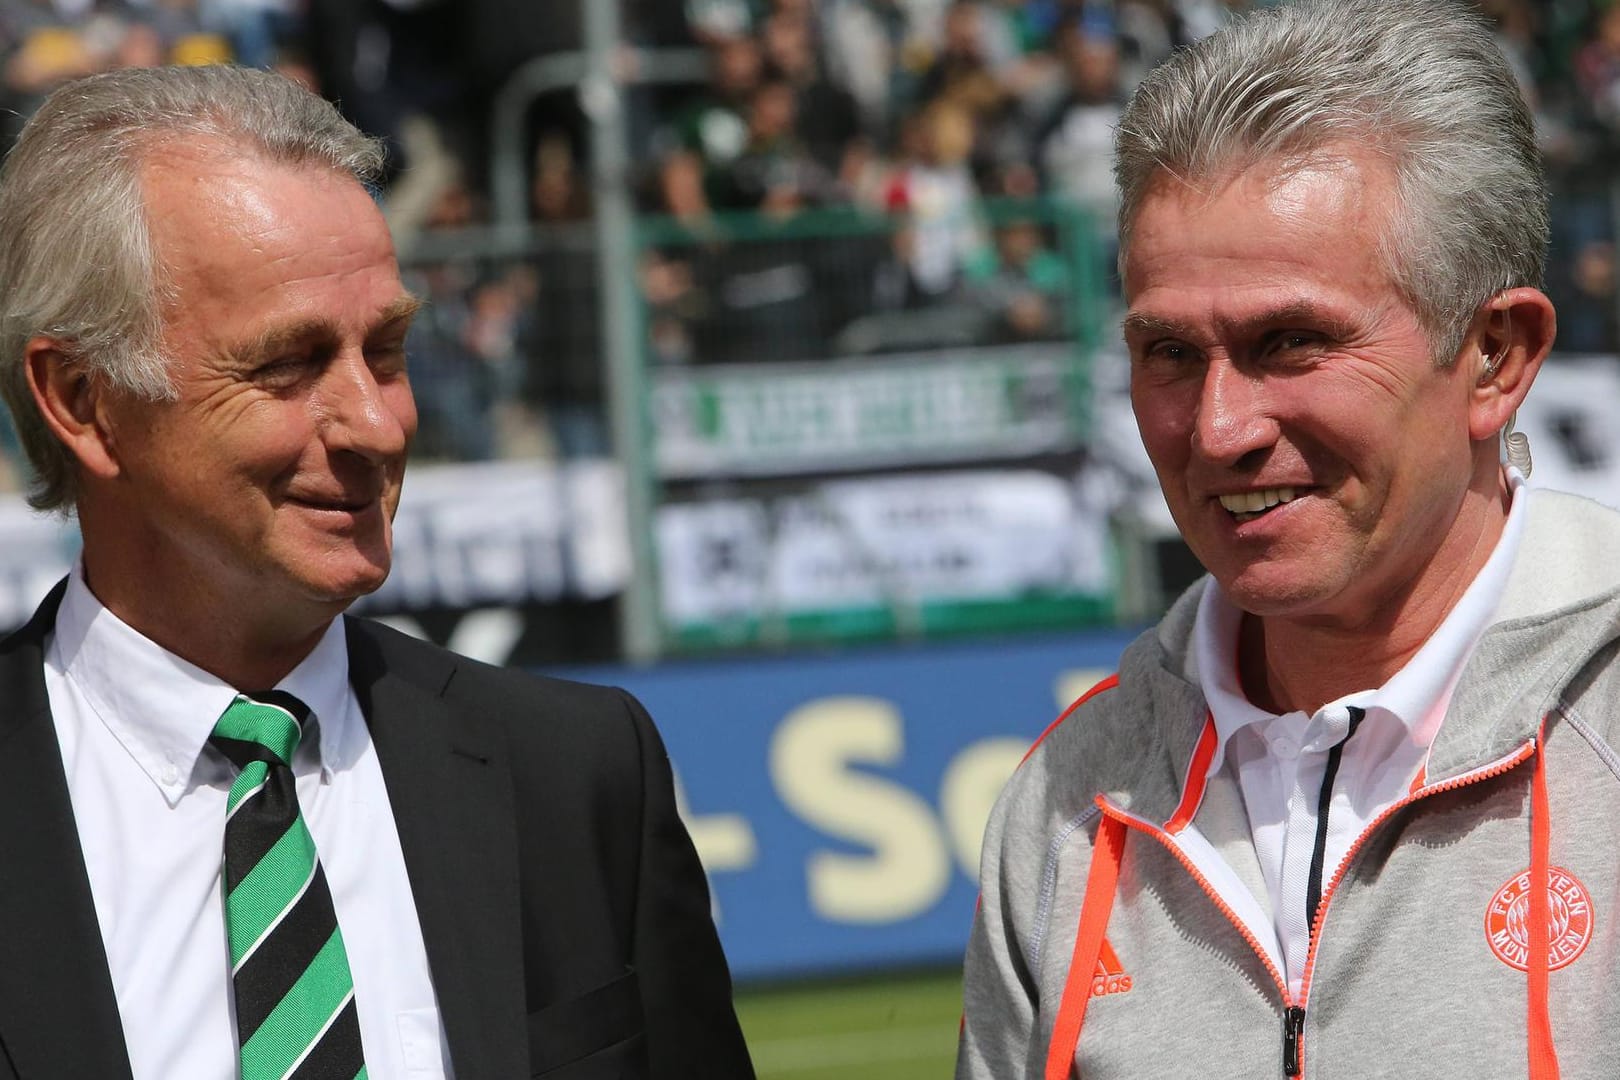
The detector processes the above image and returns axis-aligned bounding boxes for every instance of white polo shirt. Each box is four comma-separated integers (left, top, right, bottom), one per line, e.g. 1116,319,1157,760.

1191,470,1527,997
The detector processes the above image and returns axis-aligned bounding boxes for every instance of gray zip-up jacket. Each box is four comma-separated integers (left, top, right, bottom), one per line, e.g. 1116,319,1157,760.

959,489,1620,1079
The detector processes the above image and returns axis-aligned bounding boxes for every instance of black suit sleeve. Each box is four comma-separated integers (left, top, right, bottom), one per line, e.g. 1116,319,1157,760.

617,690,756,1079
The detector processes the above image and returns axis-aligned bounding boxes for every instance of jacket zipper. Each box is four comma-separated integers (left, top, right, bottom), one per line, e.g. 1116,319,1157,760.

1096,802,1298,1040
1283,1006,1306,1075
1098,736,1536,1078
1297,739,1537,995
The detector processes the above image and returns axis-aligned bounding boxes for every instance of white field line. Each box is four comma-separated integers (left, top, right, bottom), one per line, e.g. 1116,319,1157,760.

749,1024,956,1075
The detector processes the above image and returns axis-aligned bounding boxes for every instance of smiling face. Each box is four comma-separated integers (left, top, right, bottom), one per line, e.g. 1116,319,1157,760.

1123,147,1495,629
87,142,418,653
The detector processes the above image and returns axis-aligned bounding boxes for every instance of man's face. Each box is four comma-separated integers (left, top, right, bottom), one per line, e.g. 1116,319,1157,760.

99,144,418,627
1123,148,1483,627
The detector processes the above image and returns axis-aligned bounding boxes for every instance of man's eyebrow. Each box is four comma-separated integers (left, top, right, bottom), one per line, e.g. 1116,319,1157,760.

231,294,424,366
367,294,424,336
1122,301,1357,340
1121,312,1186,339
232,317,337,367
1227,300,1351,336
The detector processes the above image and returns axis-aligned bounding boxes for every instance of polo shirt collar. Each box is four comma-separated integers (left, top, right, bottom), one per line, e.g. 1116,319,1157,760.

1191,468,1528,773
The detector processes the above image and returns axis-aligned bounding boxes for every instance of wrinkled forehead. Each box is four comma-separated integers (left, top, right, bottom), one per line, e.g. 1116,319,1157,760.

137,141,389,278
1123,128,1398,230
1121,145,1403,298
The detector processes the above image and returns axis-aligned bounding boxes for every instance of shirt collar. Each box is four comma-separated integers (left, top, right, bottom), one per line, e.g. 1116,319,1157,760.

51,564,359,807
1192,467,1529,772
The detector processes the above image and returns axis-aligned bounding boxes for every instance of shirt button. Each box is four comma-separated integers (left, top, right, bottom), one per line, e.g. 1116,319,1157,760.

160,763,179,786
1271,736,1301,758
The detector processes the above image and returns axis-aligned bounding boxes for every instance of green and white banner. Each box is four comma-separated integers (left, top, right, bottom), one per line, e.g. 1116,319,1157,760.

652,343,1091,478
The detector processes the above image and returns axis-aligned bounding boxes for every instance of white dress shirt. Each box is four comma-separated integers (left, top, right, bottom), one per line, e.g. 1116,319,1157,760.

1191,471,1527,998
44,566,455,1079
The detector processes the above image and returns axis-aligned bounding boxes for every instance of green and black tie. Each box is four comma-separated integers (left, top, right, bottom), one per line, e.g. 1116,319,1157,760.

212,690,367,1080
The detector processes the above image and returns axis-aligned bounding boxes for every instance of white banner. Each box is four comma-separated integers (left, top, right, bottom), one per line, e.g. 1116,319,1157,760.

0,459,630,630
1513,355,1620,506
656,469,1114,625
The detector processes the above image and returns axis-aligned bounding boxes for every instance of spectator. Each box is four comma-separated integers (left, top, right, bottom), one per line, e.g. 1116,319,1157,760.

304,0,476,224
0,0,222,143
657,32,764,218
531,130,591,223
528,134,611,458
401,276,498,461
760,9,865,183
204,0,304,69
132,0,231,67
1171,0,1251,43
1574,2,1620,136
1034,12,1123,217
1113,0,1178,89
885,101,989,300
820,0,909,135
686,0,764,44
641,250,705,366
966,217,1071,341
914,1,1009,138
711,75,835,213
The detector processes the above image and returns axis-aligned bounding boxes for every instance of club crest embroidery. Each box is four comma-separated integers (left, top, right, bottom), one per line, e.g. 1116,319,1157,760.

1484,866,1593,972
1090,938,1132,997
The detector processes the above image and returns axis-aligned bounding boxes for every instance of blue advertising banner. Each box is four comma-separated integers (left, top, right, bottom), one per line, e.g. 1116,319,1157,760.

548,627,1142,982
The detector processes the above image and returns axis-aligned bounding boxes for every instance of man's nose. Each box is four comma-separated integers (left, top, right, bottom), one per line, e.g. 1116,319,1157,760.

1192,357,1277,467
318,350,412,462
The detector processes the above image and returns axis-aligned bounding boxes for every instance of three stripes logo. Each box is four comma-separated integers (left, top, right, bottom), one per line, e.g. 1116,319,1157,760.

1090,938,1133,997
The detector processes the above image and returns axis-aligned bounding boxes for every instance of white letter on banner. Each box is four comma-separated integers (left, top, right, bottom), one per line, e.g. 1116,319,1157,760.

939,738,1028,878
671,767,758,928
1053,668,1114,712
770,697,951,923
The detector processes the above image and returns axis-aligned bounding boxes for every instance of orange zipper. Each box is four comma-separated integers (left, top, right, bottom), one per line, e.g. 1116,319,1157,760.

1286,737,1537,1074
1298,739,1537,997
1097,736,1536,1078
1097,799,1296,1002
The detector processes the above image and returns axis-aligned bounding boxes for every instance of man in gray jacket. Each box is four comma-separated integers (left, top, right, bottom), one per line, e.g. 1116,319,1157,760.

959,1,1620,1077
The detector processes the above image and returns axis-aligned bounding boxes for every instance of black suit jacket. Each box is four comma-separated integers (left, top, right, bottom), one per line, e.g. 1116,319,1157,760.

0,583,755,1079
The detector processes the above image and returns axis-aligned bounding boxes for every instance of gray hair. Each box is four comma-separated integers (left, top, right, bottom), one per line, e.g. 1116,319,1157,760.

1114,0,1546,365
0,64,386,512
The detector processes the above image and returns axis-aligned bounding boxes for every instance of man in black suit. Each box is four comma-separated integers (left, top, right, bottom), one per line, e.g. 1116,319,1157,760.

0,64,754,1079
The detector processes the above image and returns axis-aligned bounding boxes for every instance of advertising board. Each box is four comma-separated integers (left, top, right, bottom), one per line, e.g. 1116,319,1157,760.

554,627,1141,980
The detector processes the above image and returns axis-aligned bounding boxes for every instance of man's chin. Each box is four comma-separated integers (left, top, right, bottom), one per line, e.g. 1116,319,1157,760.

1213,568,1343,621
293,556,392,610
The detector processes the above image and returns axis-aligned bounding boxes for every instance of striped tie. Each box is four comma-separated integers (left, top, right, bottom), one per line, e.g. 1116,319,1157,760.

211,690,367,1080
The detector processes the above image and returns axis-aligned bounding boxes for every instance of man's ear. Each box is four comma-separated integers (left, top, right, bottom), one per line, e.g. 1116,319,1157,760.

1466,287,1555,444
24,338,123,481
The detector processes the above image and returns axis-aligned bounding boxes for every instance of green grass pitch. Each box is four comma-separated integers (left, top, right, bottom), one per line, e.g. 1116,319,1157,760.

736,967,963,1078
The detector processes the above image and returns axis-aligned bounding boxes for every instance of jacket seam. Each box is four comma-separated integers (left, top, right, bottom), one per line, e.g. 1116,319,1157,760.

1028,804,1101,975
1559,701,1620,783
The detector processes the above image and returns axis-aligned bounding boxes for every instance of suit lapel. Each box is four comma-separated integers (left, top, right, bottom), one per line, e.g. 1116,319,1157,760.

346,619,529,1080
0,584,132,1078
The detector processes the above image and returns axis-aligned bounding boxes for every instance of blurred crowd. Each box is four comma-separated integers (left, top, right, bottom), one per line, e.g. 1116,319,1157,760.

5,0,1620,467
639,0,1620,358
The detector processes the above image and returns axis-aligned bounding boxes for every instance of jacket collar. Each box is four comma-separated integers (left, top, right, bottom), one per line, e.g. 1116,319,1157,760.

1432,490,1620,781
0,580,134,1078
343,617,530,1080
1128,490,1620,816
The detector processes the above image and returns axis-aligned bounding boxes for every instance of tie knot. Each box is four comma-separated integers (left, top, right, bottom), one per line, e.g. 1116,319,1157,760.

210,690,310,771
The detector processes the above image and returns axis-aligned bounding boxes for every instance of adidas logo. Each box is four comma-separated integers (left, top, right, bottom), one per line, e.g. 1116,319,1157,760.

1090,938,1132,997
